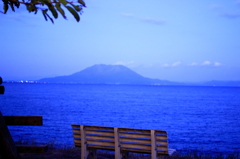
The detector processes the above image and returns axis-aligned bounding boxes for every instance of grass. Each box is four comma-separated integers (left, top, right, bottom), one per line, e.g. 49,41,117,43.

14,139,240,159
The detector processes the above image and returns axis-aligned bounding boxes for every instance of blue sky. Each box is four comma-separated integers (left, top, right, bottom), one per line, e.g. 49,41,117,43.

1,0,240,82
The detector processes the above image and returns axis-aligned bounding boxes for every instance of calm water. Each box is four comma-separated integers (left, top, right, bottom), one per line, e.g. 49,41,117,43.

0,83,240,153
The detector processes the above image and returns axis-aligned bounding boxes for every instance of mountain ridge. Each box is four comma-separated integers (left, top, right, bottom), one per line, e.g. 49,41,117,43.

38,64,240,86
38,64,180,85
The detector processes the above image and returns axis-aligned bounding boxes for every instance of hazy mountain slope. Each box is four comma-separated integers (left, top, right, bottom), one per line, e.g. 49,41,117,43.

39,64,178,85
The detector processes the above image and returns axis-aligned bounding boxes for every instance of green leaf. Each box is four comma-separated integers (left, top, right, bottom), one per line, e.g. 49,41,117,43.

9,2,15,12
56,3,66,19
14,2,20,8
78,0,86,7
59,0,68,6
4,3,8,14
66,6,80,22
42,10,48,21
70,4,81,12
46,13,54,23
48,5,58,18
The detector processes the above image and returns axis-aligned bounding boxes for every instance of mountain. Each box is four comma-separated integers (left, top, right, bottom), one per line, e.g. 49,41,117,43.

39,64,180,85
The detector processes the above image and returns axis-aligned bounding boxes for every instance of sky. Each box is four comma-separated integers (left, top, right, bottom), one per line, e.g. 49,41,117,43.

0,0,240,82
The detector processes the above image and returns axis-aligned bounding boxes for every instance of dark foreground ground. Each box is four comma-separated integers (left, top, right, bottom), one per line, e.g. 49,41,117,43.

18,147,239,159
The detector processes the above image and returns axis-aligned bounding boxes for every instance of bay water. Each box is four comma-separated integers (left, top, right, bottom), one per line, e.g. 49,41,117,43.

0,83,239,153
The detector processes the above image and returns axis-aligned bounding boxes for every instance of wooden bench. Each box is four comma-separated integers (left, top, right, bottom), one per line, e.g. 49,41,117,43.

3,116,48,153
71,124,176,159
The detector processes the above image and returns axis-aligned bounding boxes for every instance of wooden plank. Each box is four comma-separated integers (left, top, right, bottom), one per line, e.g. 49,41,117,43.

155,130,167,135
16,145,48,153
120,137,151,144
4,116,42,126
156,140,168,145
86,130,114,136
156,145,168,151
86,135,114,141
120,132,151,139
85,125,114,131
74,138,81,144
72,129,81,134
157,150,169,155
120,142,151,150
121,147,151,154
119,128,151,134
71,124,81,129
87,140,115,147
73,133,81,138
87,145,115,150
156,135,168,140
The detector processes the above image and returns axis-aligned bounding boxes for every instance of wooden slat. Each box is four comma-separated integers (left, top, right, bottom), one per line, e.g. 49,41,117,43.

71,124,81,129
85,125,114,131
86,135,114,141
87,145,115,150
16,145,48,153
72,129,81,134
4,116,42,126
156,140,168,145
119,132,151,139
120,142,151,150
86,130,114,136
121,148,151,154
156,145,169,151
87,140,115,147
74,138,81,144
120,137,151,144
73,133,81,138
156,135,168,140
157,150,169,155
155,130,167,135
119,128,151,134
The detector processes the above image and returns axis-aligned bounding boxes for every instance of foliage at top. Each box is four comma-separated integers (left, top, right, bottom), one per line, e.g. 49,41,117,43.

1,0,86,23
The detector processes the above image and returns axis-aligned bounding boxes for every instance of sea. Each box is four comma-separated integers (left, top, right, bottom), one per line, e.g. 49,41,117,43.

0,83,240,154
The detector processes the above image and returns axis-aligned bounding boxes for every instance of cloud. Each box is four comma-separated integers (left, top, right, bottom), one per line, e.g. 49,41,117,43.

162,61,182,67
141,17,166,25
114,61,135,67
121,13,166,25
187,61,222,67
189,62,198,66
214,62,222,66
201,61,211,66
219,12,240,19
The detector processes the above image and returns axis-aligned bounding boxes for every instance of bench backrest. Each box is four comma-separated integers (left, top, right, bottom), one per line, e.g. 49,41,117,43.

71,125,169,156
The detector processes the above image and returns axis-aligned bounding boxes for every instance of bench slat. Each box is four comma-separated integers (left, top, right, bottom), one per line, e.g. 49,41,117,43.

120,132,151,139
120,137,151,144
86,130,114,136
120,142,151,150
87,140,115,147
